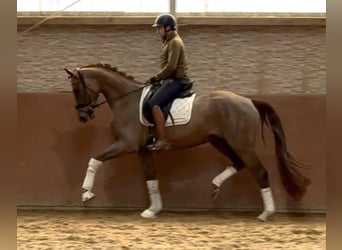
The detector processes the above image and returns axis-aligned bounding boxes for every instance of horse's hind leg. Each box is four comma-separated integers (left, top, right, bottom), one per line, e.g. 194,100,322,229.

209,135,245,199
238,149,275,221
138,149,162,219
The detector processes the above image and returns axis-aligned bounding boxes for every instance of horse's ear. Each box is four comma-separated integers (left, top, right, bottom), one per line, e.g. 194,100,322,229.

64,68,75,79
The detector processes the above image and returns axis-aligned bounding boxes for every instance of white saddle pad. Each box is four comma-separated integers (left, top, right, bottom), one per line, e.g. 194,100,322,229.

139,85,196,127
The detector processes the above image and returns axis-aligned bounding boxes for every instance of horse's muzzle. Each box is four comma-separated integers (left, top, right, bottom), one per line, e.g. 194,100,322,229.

78,108,95,123
79,116,88,123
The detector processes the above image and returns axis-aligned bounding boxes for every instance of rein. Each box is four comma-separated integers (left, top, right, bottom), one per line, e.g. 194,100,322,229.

75,69,145,109
109,86,145,104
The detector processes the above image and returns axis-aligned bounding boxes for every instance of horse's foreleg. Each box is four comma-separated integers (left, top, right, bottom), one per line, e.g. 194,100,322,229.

82,158,103,202
138,150,162,219
81,141,133,204
141,180,162,219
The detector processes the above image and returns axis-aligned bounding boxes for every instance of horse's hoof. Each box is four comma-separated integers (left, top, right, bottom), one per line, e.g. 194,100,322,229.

140,209,157,219
212,187,220,200
257,210,275,222
82,190,95,203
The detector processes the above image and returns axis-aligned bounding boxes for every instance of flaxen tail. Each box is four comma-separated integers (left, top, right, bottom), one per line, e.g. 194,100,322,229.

252,99,311,201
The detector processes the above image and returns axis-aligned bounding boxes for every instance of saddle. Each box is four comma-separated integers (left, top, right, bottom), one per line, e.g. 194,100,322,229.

142,79,194,125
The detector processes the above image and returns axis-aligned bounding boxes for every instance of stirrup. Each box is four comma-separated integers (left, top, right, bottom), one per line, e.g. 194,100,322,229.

147,139,172,151
147,143,171,151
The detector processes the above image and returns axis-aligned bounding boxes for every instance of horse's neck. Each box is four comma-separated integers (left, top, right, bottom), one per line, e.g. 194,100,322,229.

98,73,142,132
97,71,141,107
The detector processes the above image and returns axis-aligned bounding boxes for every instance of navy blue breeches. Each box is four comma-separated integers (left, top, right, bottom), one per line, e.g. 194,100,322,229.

146,79,188,111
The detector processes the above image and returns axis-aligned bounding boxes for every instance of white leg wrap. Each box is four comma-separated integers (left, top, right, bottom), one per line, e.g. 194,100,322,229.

82,158,103,191
258,187,276,221
140,180,162,219
212,166,237,187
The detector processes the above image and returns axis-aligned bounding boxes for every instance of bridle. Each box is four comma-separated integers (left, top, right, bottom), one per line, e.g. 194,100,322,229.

73,69,145,111
73,69,107,110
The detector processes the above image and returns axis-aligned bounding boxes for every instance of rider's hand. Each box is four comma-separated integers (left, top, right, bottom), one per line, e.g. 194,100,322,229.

146,76,158,85
150,76,159,83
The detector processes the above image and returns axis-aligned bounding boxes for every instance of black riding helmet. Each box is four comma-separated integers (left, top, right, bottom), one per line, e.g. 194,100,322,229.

152,14,177,30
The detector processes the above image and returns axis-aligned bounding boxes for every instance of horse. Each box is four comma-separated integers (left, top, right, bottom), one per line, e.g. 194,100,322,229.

64,63,310,221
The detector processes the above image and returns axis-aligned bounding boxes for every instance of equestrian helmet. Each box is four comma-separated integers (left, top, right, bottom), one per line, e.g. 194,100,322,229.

152,14,177,29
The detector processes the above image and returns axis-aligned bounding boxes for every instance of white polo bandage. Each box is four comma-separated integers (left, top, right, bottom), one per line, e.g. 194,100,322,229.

146,180,162,213
82,158,103,191
212,166,237,187
260,187,275,212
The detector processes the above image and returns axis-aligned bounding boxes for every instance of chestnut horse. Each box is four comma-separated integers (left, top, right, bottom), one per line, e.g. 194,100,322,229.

64,63,310,221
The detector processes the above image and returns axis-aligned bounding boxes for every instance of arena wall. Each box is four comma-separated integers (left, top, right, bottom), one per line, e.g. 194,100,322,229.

17,14,325,95
17,93,325,212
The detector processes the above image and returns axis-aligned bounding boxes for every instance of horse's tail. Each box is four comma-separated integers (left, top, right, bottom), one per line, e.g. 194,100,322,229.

251,99,311,201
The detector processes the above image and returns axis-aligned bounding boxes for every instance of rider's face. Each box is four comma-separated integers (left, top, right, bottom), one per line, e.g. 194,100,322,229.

156,26,165,39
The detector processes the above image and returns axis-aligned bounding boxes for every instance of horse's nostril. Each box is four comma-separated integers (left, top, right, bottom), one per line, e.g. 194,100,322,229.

79,117,87,122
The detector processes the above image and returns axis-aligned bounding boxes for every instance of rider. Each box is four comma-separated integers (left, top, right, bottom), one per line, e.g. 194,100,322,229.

146,13,191,151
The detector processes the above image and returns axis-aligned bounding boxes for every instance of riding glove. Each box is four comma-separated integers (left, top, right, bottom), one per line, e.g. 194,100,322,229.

146,76,159,86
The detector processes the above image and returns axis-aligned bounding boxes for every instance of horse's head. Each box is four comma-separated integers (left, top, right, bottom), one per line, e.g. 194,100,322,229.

64,68,99,123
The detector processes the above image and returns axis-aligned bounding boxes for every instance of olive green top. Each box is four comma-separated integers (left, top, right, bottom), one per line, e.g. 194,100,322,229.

156,31,189,80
